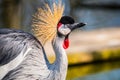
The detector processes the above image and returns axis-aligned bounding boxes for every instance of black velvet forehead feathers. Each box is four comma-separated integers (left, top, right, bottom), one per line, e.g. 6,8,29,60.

59,16,75,24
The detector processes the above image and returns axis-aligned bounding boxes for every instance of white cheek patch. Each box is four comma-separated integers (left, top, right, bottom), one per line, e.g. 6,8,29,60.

58,25,71,35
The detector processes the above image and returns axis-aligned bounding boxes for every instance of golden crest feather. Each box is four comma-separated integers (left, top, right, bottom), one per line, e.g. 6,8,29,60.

32,1,64,45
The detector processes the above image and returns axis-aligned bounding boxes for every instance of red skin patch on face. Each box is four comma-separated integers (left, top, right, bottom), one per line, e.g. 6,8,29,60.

57,23,62,28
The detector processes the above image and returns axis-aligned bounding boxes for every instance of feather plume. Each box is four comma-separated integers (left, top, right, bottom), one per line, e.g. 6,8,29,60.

32,1,64,45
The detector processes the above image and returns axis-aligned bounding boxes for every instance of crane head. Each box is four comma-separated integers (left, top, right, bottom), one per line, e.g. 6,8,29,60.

32,1,85,47
57,16,86,49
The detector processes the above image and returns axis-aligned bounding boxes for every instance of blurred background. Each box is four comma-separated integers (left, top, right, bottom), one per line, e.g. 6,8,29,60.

0,0,120,80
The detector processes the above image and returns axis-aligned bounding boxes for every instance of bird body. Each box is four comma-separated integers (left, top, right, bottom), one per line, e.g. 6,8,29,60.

0,29,67,80
0,1,86,80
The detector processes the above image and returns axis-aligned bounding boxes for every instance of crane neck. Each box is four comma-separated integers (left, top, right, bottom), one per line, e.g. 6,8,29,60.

51,36,68,79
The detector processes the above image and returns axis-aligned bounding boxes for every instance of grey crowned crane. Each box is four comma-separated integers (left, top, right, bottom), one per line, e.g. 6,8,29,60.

0,1,86,80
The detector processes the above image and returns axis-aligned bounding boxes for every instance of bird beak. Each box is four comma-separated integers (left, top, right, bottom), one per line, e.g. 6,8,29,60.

70,22,86,31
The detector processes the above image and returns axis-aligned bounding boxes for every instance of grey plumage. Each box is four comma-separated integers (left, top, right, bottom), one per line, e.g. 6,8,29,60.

0,29,32,65
0,28,67,80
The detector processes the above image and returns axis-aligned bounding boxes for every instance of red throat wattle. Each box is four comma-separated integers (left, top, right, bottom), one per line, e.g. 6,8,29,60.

63,36,69,49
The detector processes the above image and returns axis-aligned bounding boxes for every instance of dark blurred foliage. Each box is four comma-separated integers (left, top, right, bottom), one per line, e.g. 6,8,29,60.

0,0,47,30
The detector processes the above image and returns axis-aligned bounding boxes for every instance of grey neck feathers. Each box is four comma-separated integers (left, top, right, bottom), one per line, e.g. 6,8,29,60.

51,36,68,80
